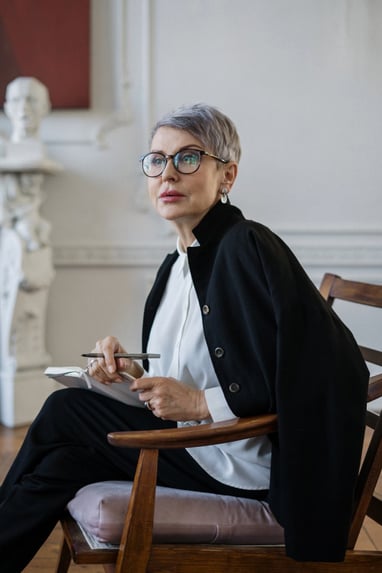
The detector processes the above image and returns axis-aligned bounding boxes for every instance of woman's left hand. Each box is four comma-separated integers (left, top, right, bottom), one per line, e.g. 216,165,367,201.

130,377,209,421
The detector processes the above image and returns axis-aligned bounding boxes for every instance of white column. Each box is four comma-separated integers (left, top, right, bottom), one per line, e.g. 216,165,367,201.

0,170,60,427
0,77,62,427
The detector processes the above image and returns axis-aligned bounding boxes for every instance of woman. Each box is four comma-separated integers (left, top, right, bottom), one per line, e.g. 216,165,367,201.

0,104,368,570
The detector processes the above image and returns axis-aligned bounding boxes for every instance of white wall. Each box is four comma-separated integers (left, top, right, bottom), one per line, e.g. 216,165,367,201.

1,0,381,374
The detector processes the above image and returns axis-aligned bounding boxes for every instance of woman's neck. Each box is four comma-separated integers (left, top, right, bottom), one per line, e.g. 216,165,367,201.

172,221,197,251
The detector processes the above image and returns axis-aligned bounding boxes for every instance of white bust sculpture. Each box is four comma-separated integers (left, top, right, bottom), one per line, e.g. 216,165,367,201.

4,77,51,143
0,77,60,172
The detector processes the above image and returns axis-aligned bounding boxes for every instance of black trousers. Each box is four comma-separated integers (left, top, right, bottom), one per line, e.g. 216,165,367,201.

0,388,267,572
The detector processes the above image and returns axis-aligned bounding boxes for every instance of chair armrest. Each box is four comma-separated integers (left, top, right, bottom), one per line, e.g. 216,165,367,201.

108,413,277,449
106,414,277,572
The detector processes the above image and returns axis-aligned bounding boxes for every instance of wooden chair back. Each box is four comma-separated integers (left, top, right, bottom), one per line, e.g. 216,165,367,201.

319,273,382,548
56,273,382,573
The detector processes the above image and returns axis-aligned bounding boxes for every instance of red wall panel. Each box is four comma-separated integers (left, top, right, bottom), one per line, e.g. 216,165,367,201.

0,0,90,109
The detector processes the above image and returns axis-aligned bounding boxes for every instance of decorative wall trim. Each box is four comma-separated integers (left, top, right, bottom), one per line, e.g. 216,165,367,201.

53,230,382,277
278,229,382,268
140,0,154,147
53,244,172,268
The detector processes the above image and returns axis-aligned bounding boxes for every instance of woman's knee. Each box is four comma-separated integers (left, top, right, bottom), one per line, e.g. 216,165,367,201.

39,388,87,416
31,389,89,438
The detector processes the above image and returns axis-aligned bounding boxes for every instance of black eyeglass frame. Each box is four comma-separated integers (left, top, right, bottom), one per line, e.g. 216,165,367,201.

140,148,229,178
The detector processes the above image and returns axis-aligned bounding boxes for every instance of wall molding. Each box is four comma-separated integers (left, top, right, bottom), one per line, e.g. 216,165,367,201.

53,229,382,280
278,229,382,268
53,244,172,268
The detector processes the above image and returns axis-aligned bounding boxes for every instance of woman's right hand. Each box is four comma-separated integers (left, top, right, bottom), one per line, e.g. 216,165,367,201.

87,335,137,385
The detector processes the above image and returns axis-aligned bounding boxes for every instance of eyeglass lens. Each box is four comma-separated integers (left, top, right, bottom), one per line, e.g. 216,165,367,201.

142,149,202,177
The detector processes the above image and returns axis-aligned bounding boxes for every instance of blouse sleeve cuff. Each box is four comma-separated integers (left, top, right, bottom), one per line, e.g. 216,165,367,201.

204,386,237,422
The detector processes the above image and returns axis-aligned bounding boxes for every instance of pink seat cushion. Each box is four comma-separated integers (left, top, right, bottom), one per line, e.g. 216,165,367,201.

67,481,284,545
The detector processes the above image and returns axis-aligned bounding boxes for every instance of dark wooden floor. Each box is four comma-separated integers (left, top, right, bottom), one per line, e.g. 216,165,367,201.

0,424,381,572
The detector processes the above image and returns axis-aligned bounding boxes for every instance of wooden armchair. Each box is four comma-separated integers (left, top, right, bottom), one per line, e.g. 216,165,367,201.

56,273,382,573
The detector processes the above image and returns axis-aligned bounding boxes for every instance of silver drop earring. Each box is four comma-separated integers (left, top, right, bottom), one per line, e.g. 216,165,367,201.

221,188,228,204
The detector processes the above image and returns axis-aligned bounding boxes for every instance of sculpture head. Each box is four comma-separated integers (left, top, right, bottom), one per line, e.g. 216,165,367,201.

4,77,51,143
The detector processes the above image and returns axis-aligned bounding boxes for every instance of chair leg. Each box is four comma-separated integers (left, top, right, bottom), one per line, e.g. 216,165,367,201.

55,536,72,573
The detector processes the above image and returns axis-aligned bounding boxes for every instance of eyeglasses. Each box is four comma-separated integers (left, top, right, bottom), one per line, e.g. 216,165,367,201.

140,148,228,177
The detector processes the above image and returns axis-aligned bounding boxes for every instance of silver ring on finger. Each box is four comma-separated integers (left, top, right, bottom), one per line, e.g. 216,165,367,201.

85,359,97,373
144,400,153,411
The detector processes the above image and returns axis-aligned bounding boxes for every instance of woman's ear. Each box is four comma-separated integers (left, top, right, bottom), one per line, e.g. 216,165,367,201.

222,162,238,191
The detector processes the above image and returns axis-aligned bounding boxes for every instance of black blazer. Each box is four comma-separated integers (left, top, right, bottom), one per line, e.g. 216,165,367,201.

142,201,369,562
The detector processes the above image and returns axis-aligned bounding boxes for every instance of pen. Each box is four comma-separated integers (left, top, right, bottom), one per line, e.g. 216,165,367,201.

81,353,160,359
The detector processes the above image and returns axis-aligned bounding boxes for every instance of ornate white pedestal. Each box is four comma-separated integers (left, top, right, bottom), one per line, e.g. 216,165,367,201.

0,163,60,427
0,366,57,428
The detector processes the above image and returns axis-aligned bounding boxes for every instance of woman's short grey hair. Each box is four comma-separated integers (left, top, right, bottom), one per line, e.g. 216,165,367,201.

150,103,241,163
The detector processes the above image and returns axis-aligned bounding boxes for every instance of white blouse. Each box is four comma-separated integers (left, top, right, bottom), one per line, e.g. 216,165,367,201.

146,240,271,490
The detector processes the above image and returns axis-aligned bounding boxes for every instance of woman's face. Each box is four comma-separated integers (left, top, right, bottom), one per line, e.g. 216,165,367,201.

147,127,236,243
